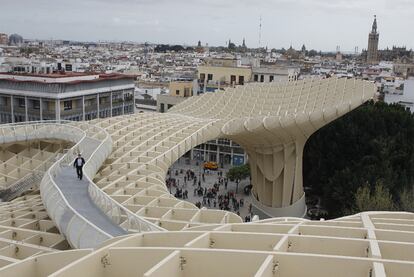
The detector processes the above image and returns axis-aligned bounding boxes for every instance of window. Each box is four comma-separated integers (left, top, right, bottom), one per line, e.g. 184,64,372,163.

254,74,258,82
239,76,245,85
85,99,94,107
260,75,264,82
200,73,205,81
176,90,180,96
270,75,274,82
219,146,232,153
209,144,217,151
184,88,191,97
230,75,236,85
33,100,40,109
18,98,25,108
218,138,230,145
63,100,72,110
207,74,213,81
160,103,165,113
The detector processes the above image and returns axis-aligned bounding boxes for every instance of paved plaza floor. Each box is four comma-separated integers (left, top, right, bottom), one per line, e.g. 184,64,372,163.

167,158,253,222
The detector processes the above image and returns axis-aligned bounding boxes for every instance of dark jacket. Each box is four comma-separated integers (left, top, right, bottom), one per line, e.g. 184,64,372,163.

73,157,86,168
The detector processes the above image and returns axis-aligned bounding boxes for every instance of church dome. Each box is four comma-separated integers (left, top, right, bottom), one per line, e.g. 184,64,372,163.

9,33,23,45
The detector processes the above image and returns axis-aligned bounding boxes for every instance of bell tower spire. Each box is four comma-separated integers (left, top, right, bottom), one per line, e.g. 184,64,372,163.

372,15,377,33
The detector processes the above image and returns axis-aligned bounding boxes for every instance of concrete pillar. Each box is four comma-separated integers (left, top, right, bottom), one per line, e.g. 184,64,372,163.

55,99,61,121
97,94,100,119
110,91,113,117
122,91,125,115
82,96,85,121
246,139,305,210
10,95,14,123
39,98,43,121
216,142,219,163
24,96,28,122
133,90,136,114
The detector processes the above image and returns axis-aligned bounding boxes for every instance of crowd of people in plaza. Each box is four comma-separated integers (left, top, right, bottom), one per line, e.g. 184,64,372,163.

166,164,254,222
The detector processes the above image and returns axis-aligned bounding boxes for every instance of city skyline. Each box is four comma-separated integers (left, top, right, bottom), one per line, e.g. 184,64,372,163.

1,0,414,52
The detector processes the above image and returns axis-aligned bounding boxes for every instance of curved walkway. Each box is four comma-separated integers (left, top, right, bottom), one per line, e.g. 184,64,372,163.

0,121,158,248
54,137,126,237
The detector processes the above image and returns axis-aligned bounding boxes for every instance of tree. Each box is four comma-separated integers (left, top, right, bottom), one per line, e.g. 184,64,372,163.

399,187,414,212
353,182,395,212
226,164,250,193
226,164,250,180
303,101,414,218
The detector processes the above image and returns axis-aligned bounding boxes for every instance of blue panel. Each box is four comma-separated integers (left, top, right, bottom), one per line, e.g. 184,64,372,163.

233,155,244,166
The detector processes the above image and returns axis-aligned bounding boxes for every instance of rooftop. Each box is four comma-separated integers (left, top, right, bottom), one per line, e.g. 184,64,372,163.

0,72,135,84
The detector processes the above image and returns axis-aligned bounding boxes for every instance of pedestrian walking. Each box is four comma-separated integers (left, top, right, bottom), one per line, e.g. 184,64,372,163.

73,154,85,180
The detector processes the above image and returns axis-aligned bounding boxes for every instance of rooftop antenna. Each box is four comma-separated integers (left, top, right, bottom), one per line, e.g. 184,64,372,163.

259,16,262,48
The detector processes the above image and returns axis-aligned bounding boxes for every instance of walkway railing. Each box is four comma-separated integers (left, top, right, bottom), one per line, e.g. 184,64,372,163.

0,170,44,202
81,123,164,232
0,120,163,248
0,121,113,248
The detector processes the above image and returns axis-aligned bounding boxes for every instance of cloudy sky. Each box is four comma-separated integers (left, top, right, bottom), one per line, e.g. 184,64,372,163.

1,0,413,52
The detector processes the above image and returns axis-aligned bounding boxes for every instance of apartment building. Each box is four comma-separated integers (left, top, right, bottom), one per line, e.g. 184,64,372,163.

252,67,299,83
157,81,196,113
198,64,252,93
0,73,135,123
0,33,8,45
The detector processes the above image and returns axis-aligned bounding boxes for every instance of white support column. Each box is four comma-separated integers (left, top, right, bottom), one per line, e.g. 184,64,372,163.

10,95,14,123
82,96,85,121
110,91,113,117
24,96,28,122
39,98,43,121
133,89,136,114
122,91,125,115
97,94,100,119
55,99,61,121
216,142,219,164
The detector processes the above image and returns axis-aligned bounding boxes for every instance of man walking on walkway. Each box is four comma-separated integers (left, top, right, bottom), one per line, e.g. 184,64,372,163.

73,154,86,180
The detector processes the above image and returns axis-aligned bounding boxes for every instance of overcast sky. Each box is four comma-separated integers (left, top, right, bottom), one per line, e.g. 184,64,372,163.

1,0,413,52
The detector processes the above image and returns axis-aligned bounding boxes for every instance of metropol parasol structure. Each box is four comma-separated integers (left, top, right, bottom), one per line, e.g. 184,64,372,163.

0,78,412,277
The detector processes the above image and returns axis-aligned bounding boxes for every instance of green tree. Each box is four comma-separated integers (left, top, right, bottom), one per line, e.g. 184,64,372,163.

399,187,414,212
303,101,414,218
226,164,250,193
226,164,250,181
353,182,395,212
